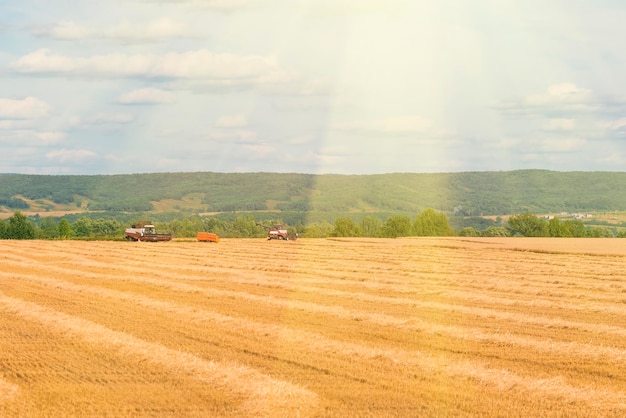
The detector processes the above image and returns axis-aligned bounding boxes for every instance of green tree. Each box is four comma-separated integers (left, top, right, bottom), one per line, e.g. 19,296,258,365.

546,217,587,237
165,217,204,238
302,221,333,238
413,209,455,236
547,217,566,237
586,227,612,237
507,213,547,237
360,216,382,237
39,217,59,239
0,219,7,239
381,215,412,238
202,217,229,236
90,219,123,237
332,217,362,237
563,220,586,237
72,217,93,237
481,226,509,237
7,211,36,239
233,215,261,237
459,227,480,237
58,219,72,239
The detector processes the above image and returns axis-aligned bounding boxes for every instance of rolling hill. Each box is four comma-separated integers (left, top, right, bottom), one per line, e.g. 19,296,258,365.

1,170,625,220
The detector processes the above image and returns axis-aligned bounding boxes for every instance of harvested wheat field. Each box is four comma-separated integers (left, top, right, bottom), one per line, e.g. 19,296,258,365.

1,237,626,417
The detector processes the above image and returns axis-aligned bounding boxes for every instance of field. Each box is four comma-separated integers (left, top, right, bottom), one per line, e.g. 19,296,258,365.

1,237,626,417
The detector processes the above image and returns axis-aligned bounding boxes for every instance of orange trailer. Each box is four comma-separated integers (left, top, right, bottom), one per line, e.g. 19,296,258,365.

197,232,219,243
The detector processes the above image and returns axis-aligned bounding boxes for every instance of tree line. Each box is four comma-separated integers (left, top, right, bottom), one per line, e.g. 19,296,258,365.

0,210,622,240
503,212,623,237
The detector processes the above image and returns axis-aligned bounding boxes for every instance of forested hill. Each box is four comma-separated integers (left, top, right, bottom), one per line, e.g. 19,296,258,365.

0,170,624,217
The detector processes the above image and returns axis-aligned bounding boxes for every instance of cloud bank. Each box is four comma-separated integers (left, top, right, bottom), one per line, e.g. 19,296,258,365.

3,0,626,174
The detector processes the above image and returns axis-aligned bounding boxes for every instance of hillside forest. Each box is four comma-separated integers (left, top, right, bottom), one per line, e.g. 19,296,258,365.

2,170,626,239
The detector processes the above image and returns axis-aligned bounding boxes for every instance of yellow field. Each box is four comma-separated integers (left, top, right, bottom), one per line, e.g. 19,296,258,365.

1,237,626,417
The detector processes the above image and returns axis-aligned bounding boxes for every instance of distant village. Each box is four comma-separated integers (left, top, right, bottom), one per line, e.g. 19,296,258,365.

543,213,594,220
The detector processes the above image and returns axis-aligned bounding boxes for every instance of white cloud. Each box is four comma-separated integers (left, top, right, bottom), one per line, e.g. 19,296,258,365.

15,147,38,156
288,135,314,145
206,130,257,142
257,77,331,96
278,149,346,169
304,150,346,166
46,149,97,163
333,115,438,136
0,97,50,119
11,47,319,97
536,137,587,153
598,153,626,166
607,118,626,133
35,18,197,42
529,83,593,106
0,129,66,145
106,18,195,42
138,0,257,11
303,0,406,16
243,143,274,156
488,136,586,153
35,20,91,40
35,131,67,144
118,88,174,104
0,120,34,130
214,114,247,128
494,83,596,115
601,118,626,138
11,49,290,85
544,118,576,131
546,83,586,97
71,112,135,129
90,113,135,124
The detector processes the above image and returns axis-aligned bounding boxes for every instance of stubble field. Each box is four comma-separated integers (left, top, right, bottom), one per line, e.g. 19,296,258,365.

1,237,626,417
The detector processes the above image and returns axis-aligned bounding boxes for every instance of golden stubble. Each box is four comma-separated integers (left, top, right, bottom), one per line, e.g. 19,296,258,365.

1,237,626,417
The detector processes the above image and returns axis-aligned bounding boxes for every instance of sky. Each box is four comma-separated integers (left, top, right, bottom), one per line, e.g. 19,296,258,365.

1,0,626,175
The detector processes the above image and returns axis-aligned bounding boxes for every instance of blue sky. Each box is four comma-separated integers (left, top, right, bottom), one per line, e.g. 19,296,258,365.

1,0,626,175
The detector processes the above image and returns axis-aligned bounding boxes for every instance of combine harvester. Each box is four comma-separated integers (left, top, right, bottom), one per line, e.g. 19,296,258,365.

267,224,298,240
125,222,172,242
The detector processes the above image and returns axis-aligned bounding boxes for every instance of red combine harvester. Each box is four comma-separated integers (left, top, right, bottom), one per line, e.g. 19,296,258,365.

125,221,172,242
267,224,297,240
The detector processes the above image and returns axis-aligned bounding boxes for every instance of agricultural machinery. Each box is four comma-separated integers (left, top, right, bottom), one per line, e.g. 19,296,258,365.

267,224,298,240
125,221,172,242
